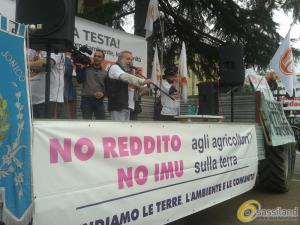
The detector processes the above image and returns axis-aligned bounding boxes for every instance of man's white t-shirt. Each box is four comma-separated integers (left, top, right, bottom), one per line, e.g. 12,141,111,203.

30,51,65,104
49,53,65,103
109,64,135,110
160,80,180,116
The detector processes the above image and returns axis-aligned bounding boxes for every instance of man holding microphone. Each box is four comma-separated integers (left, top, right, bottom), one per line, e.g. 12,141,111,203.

106,50,152,121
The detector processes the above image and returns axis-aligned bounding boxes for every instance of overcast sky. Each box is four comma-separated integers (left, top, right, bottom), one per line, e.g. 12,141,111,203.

273,10,300,50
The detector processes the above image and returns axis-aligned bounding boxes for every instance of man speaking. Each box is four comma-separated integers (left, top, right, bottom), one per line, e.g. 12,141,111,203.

106,50,152,121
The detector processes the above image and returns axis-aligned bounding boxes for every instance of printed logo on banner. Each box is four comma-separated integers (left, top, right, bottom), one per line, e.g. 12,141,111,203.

280,48,294,75
0,16,32,225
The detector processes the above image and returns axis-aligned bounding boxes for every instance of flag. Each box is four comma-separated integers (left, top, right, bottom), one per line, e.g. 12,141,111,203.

0,16,33,225
270,30,296,96
178,42,188,103
151,46,161,85
144,0,159,39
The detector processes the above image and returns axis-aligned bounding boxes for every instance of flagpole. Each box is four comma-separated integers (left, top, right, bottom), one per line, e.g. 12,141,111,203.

158,16,164,86
177,49,181,115
289,21,295,32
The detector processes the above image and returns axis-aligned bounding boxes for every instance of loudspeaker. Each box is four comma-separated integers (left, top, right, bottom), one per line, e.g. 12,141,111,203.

219,44,245,86
197,82,218,115
16,0,75,51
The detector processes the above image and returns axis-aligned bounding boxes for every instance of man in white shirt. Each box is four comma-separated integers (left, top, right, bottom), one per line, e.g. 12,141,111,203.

160,66,180,121
29,50,65,118
106,50,151,121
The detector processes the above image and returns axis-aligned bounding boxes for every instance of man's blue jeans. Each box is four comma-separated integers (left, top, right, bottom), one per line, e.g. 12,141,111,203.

81,97,105,120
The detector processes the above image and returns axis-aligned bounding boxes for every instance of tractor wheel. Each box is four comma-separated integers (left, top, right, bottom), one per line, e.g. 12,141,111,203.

258,143,295,193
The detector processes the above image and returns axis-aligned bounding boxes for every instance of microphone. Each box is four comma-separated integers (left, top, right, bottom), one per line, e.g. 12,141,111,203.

127,66,174,100
128,65,150,82
129,64,138,70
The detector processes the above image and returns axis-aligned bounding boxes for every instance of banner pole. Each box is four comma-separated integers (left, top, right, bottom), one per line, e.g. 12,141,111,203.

45,46,51,118
158,17,164,86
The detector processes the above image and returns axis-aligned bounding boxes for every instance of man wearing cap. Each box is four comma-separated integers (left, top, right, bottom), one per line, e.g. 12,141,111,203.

160,66,180,121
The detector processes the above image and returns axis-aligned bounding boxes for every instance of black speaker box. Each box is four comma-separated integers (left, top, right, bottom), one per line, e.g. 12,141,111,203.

16,0,75,52
197,82,218,115
219,44,245,86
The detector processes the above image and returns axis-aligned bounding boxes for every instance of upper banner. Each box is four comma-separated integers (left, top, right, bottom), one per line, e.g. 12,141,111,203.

0,16,32,225
74,17,147,74
32,121,258,225
0,1,148,74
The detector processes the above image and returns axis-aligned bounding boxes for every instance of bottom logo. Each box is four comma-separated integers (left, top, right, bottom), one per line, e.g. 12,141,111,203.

237,200,261,223
237,200,298,222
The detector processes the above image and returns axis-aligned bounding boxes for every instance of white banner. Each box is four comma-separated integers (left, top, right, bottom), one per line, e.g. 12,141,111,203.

150,45,161,85
279,96,300,110
178,42,188,103
74,17,147,74
0,2,147,74
247,73,274,101
32,121,258,225
277,80,300,110
270,30,296,96
144,0,159,38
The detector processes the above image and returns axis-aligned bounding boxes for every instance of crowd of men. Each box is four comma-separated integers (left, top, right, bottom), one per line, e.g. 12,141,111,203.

28,49,181,121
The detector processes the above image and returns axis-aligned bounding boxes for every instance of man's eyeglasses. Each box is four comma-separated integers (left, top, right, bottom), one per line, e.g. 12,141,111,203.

94,55,103,58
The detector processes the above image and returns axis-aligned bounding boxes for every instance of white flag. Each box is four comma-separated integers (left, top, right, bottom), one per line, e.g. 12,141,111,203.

151,46,161,85
178,42,188,103
270,30,296,96
144,0,159,39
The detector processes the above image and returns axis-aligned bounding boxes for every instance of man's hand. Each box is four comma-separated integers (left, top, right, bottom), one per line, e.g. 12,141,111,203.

171,84,179,92
142,79,152,85
135,67,143,77
75,63,87,69
139,87,150,96
94,91,104,99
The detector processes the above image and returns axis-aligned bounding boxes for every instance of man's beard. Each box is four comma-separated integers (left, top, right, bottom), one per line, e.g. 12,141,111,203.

119,61,132,73
93,59,101,68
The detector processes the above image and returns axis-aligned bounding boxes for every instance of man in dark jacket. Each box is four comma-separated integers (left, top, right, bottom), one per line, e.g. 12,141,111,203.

76,49,107,120
106,50,151,121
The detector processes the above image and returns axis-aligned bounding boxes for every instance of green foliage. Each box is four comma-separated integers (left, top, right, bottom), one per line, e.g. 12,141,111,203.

78,0,299,79
78,0,134,29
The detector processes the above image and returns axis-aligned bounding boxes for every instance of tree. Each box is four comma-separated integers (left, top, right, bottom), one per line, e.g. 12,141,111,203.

78,0,134,29
78,0,300,78
282,0,300,23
